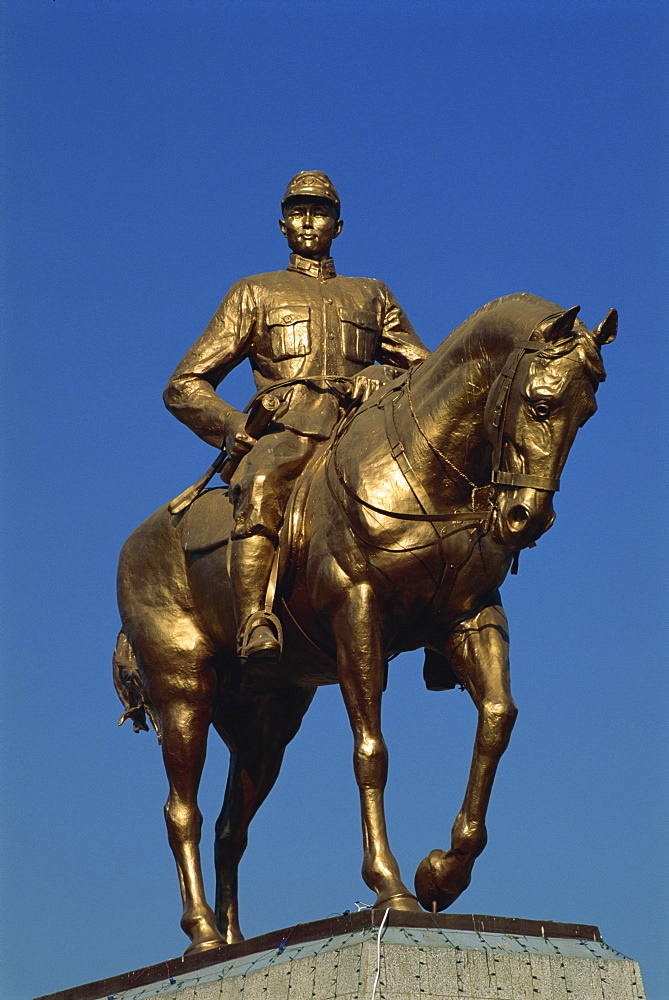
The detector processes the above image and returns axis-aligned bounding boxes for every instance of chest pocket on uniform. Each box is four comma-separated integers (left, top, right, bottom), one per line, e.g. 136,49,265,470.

340,308,378,364
266,307,311,361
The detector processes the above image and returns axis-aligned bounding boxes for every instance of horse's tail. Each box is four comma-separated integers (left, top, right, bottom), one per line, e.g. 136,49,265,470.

113,629,162,743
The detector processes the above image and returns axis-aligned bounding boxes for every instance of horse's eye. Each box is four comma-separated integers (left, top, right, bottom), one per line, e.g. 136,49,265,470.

532,402,551,420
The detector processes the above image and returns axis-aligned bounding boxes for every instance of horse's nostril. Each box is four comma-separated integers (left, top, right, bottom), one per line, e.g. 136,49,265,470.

508,505,529,529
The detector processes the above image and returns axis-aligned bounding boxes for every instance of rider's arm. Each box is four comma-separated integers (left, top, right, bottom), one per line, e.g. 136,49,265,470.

163,280,257,450
375,282,431,368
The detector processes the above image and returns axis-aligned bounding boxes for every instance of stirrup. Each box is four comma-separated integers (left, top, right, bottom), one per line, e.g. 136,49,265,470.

239,611,284,662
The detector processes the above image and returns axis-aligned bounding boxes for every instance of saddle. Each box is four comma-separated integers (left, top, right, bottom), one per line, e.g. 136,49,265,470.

180,487,234,554
179,437,329,561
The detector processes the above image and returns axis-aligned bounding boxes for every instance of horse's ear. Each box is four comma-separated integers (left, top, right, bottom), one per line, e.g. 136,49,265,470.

594,307,618,346
542,305,581,342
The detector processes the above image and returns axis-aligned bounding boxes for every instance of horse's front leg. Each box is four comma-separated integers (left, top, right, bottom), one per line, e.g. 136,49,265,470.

333,581,420,912
415,599,517,911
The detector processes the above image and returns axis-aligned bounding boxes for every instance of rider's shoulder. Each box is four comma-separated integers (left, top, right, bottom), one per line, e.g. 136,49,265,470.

336,273,390,294
243,270,289,284
218,271,290,306
226,271,288,291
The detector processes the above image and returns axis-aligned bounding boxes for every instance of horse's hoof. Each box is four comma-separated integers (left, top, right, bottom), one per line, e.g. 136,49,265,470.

184,935,226,956
414,850,472,912
225,927,245,945
374,891,422,912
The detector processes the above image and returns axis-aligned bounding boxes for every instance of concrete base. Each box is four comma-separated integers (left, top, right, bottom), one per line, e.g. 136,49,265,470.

37,911,646,1000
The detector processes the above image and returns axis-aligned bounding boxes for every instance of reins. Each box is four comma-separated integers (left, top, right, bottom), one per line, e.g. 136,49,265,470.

326,326,563,544
329,387,489,527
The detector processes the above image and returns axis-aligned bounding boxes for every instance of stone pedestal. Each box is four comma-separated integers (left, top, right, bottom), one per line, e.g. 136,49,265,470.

36,911,646,1000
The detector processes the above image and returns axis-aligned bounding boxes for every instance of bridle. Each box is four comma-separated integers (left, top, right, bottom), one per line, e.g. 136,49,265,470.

486,338,561,493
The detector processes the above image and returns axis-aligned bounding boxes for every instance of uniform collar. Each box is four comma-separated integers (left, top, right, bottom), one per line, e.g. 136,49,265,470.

287,253,337,279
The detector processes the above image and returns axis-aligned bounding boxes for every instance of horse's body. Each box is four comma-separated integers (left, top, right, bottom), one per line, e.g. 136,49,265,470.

115,293,616,954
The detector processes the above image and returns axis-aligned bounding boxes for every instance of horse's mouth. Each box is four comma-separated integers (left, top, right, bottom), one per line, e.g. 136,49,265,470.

493,495,556,550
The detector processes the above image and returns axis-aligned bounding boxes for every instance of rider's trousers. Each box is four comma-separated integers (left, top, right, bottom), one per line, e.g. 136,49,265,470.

229,428,320,541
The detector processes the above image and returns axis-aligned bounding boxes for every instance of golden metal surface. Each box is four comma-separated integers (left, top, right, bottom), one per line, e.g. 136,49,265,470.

115,173,617,954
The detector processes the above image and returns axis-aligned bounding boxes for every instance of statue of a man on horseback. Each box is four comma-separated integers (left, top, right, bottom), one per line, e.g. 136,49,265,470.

163,171,429,663
115,171,617,954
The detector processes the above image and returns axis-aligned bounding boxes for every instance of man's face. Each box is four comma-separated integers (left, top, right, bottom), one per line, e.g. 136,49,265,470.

279,198,343,260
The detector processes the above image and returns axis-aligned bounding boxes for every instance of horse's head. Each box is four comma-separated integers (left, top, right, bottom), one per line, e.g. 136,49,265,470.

486,306,617,550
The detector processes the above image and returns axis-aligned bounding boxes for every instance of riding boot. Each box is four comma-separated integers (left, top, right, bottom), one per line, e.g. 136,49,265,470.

229,534,282,663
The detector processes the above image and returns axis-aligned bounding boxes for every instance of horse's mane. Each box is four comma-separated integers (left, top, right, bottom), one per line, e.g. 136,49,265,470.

460,291,549,325
441,292,606,385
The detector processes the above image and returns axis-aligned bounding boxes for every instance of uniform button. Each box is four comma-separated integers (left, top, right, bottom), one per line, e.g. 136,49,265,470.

324,298,332,304
284,314,293,323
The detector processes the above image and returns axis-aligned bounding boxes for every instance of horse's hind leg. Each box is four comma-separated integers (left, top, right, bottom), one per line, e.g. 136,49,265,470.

212,684,316,942
415,599,517,911
150,640,225,955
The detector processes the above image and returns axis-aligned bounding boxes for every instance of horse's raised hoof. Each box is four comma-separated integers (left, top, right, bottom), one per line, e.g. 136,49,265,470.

414,849,473,912
374,891,422,913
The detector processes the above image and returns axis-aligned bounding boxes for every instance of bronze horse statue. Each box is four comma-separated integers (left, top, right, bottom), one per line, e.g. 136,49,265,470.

115,292,616,954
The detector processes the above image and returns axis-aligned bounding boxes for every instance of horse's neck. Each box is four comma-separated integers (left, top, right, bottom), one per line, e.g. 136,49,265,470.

403,295,563,490
403,324,513,489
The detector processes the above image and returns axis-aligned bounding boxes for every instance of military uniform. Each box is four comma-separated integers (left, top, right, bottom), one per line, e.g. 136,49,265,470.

164,252,429,538
164,170,429,662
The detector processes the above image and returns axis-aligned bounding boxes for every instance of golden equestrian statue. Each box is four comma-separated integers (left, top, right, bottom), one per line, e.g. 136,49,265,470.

114,171,617,954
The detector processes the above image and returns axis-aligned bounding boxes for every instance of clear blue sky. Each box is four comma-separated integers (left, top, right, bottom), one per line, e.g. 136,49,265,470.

2,2,667,998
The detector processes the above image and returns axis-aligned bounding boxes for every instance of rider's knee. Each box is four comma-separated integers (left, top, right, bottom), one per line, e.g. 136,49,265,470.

230,474,281,542
231,520,278,543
